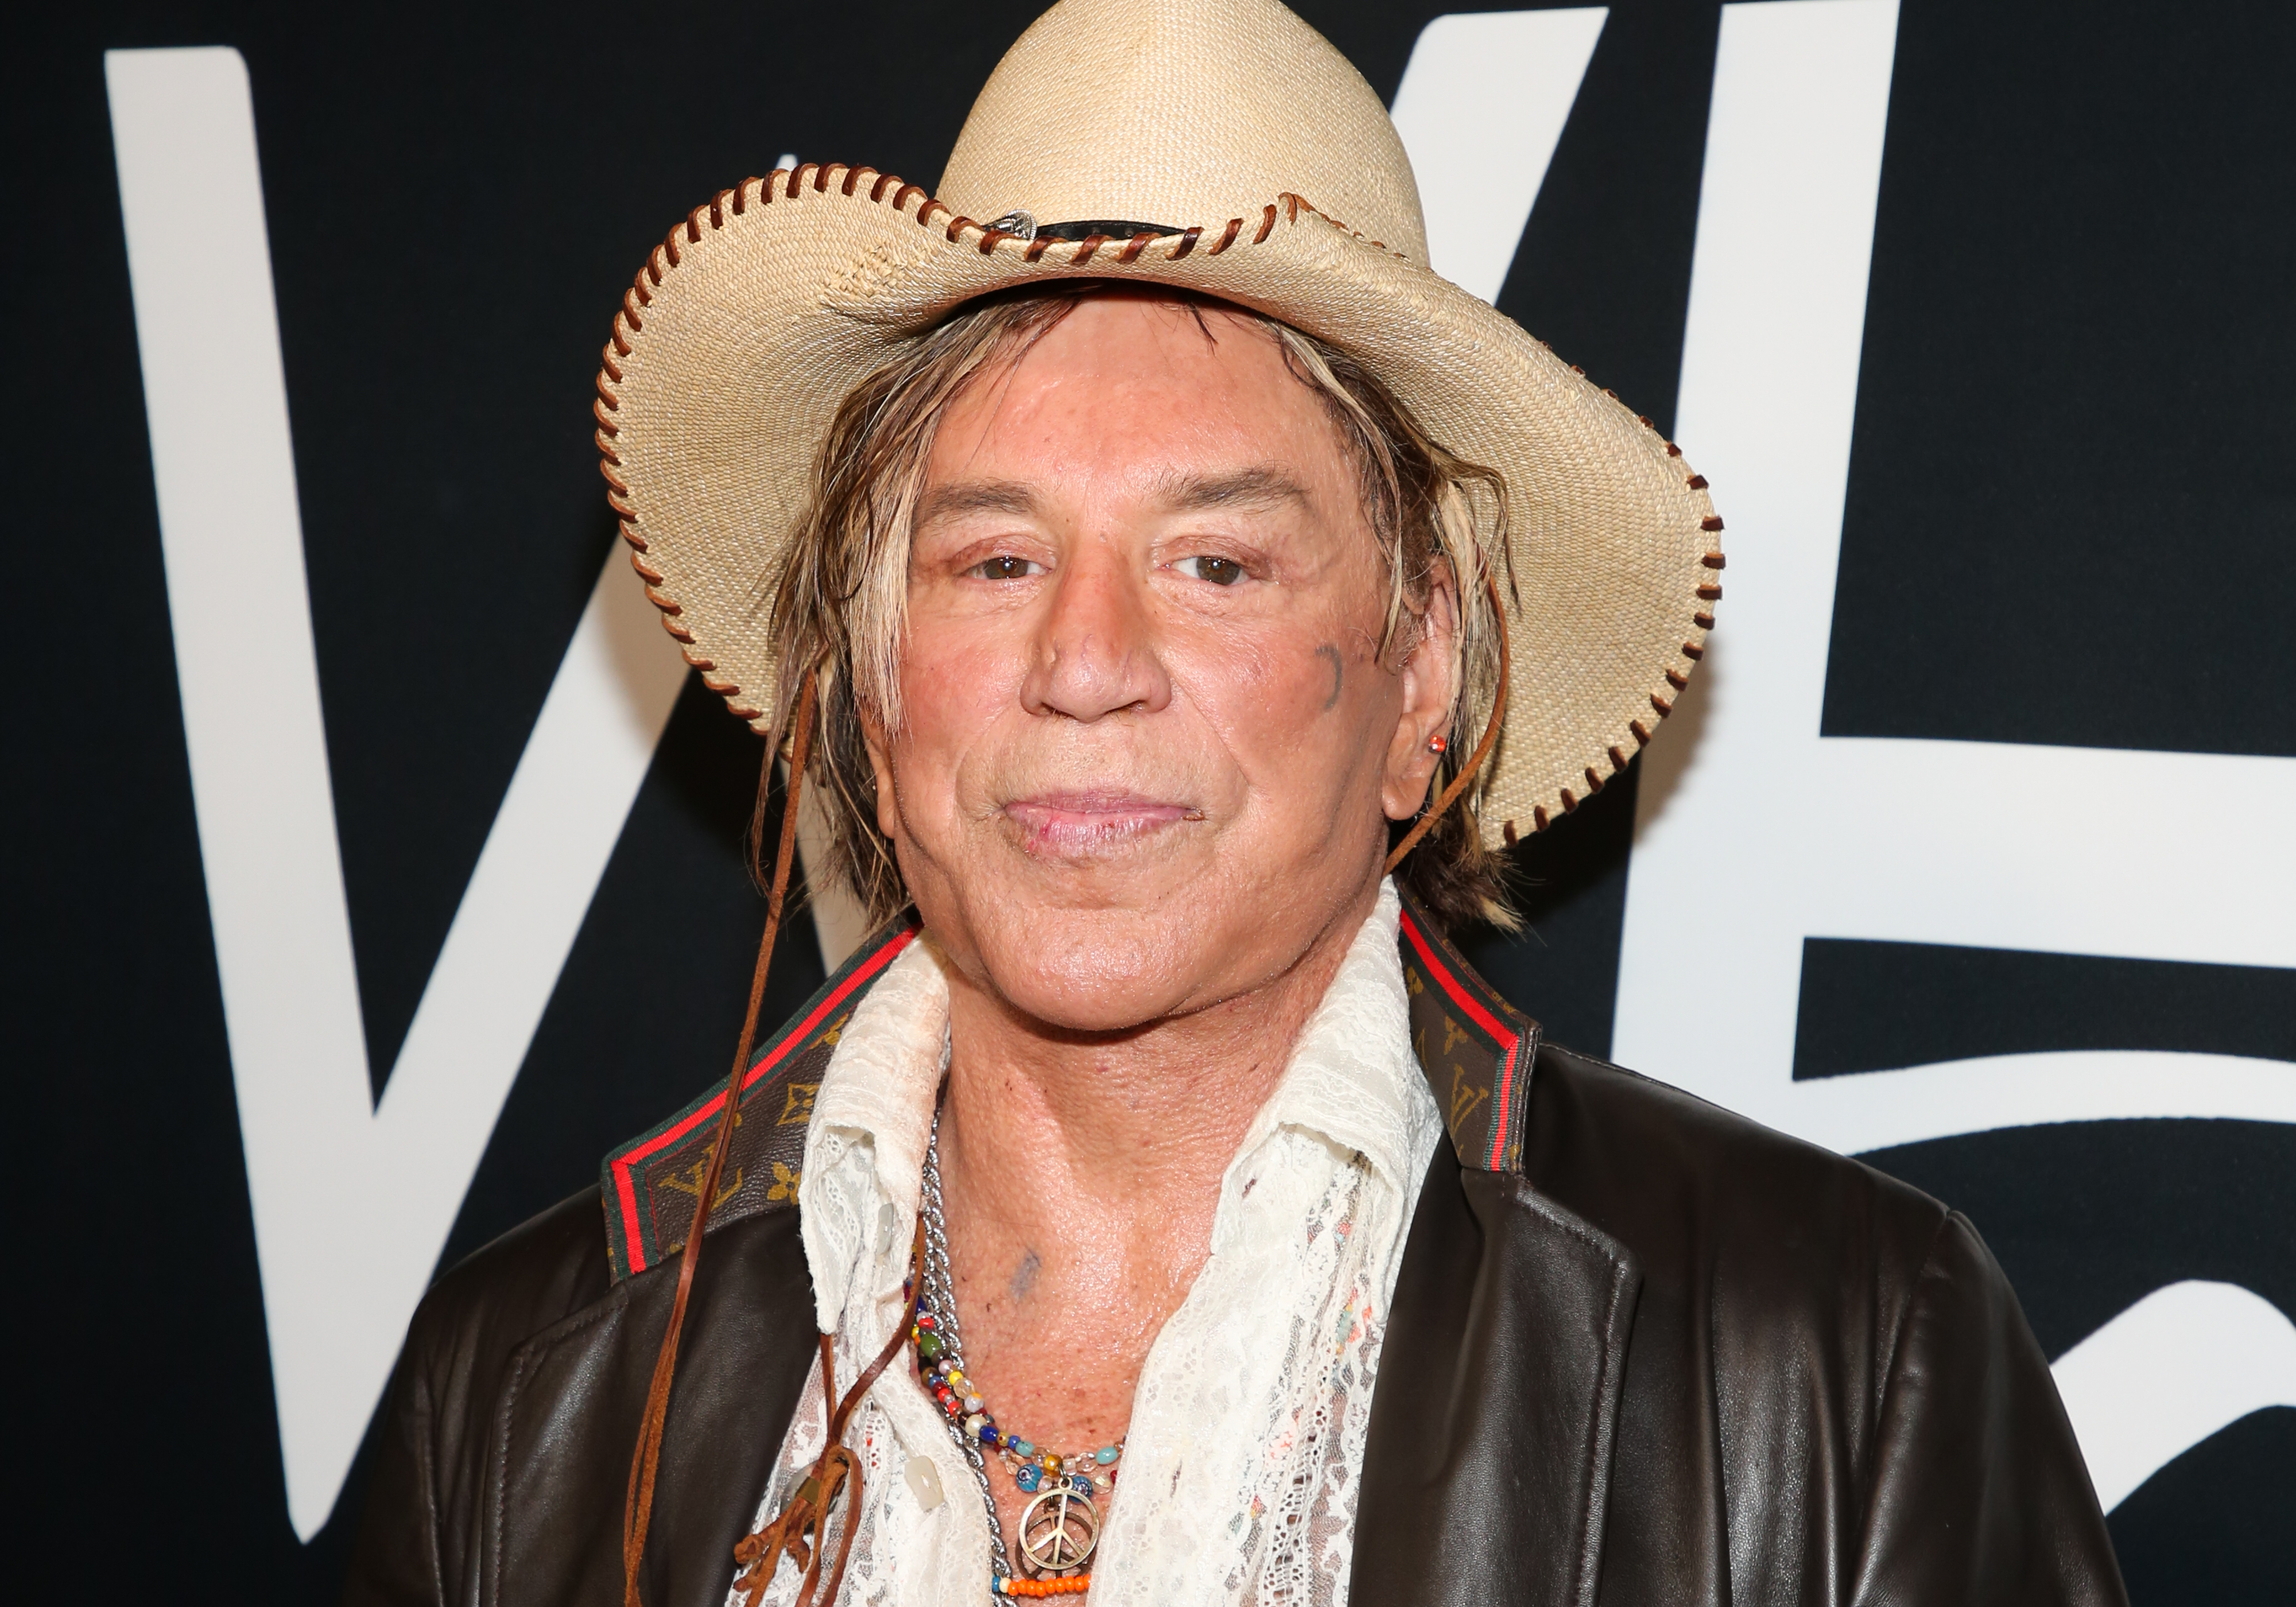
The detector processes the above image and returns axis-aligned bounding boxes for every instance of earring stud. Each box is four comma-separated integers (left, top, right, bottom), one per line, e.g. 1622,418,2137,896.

1428,735,1448,755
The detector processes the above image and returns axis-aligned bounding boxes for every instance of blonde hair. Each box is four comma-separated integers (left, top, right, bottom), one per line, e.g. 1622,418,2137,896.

762,284,1517,930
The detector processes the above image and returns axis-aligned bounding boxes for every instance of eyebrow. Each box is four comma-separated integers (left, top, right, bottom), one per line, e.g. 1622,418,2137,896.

914,479,1040,527
1150,465,1314,514
913,465,1314,530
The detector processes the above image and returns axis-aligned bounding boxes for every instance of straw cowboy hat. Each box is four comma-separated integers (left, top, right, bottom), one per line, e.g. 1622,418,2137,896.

592,0,1721,844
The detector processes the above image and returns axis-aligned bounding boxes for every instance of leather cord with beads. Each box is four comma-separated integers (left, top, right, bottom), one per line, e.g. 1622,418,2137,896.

730,1290,914,1607
620,668,820,1607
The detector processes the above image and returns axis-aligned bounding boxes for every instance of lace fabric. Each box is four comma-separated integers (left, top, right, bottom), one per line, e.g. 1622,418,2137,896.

735,882,1438,1607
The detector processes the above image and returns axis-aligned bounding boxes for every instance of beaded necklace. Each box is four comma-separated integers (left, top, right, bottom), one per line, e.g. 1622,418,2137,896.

914,1113,1123,1598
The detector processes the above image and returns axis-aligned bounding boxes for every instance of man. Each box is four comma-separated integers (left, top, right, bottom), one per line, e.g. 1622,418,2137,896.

347,2,2126,1604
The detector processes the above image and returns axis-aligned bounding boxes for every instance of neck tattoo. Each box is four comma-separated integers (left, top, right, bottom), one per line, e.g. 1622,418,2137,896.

913,1109,1123,1597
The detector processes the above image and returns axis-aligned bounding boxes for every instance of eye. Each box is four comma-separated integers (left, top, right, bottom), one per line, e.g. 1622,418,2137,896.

1176,555,1246,587
968,554,1042,580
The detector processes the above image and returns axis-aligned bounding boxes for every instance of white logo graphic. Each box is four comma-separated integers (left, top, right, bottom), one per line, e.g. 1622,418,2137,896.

1390,7,1609,305
2051,1280,2296,1513
106,47,691,1537
1610,0,2295,1504
110,5,2291,1539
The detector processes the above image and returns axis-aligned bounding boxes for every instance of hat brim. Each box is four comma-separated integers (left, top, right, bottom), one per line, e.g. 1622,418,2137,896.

596,165,1720,847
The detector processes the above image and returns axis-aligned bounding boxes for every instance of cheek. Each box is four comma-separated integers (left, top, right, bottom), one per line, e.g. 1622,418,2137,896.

887,603,1024,809
1168,619,1389,801
901,616,1004,726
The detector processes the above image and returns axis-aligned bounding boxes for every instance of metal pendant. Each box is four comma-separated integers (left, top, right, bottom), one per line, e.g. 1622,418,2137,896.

1017,1485,1100,1575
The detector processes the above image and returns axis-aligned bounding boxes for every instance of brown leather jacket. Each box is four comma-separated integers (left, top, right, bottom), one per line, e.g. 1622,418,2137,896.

344,904,2127,1606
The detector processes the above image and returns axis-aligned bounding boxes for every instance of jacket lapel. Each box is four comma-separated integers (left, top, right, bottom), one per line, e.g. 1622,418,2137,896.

486,916,921,1604
484,1208,821,1607
1362,896,1643,1606
1356,1145,1642,1607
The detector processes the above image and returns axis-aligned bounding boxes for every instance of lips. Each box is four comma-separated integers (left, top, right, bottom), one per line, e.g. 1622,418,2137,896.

1001,790,1201,856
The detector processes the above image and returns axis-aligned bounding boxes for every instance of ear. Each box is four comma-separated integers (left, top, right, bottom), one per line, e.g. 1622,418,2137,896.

1381,562,1463,821
858,703,903,841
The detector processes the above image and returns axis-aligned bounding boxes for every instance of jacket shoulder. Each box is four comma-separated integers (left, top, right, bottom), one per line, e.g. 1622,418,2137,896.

1529,1039,1947,1229
420,1183,619,1352
347,1185,618,1607
1515,1047,2122,1604
1523,1039,1953,1323
1394,886,1948,1284
598,913,923,1282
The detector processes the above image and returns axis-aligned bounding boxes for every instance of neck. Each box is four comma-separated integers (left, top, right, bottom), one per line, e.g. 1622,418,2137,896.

922,876,1380,1480
937,878,1372,1236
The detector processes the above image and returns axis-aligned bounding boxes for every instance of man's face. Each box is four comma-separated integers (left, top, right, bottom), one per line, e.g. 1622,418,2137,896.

867,293,1455,1031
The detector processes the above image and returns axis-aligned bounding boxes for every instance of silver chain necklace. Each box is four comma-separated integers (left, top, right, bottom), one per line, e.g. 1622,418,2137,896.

920,1110,1018,1582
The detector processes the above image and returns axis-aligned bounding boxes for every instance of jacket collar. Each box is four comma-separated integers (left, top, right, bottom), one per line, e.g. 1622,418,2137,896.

599,918,924,1283
1397,891,1539,1172
1356,893,1645,1606
589,896,1642,1605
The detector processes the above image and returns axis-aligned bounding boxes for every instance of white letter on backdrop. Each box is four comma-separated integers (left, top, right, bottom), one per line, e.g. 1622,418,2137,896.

1390,8,1609,304
1612,0,2295,1506
106,46,690,1538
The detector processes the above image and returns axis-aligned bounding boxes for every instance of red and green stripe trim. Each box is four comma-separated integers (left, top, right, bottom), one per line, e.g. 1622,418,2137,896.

1399,900,1534,1173
602,917,919,1276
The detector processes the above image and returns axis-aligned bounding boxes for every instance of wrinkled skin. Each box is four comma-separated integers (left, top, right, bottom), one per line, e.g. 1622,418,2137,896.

870,293,1457,1030
859,290,1459,1548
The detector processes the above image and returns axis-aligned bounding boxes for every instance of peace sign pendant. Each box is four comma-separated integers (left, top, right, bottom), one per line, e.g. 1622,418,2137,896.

1017,1486,1101,1575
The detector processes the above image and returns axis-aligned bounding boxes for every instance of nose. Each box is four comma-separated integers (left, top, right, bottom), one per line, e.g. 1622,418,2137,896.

1020,541,1173,723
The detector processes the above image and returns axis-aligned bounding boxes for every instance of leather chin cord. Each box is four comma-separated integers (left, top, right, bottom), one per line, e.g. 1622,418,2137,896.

621,576,1507,1606
620,667,824,1607
728,1285,913,1607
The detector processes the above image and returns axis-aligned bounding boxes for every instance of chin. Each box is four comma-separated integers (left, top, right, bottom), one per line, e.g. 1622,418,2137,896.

898,809,1386,1032
957,896,1211,1033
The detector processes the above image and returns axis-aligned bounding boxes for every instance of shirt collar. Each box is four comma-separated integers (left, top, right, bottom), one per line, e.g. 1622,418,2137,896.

1221,879,1429,1202
795,878,1430,1330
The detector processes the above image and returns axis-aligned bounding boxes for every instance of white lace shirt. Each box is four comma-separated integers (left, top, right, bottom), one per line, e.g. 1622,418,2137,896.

736,880,1440,1607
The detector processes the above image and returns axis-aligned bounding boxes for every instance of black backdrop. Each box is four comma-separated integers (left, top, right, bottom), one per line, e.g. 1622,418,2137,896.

8,1,2291,1600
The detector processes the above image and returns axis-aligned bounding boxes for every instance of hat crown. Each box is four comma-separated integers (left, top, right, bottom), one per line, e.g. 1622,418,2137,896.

937,0,1427,262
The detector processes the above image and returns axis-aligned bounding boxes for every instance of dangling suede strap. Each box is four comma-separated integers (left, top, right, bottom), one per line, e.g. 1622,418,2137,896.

622,670,821,1607
728,1226,922,1607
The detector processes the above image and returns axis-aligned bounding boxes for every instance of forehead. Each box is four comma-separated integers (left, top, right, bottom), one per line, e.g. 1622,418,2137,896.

925,294,1359,500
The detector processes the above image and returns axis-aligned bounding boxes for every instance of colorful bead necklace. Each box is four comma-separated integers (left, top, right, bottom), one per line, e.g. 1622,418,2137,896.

914,1114,1122,1597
